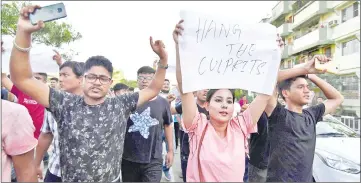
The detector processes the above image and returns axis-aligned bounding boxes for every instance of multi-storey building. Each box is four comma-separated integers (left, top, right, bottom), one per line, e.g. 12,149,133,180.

266,1,360,119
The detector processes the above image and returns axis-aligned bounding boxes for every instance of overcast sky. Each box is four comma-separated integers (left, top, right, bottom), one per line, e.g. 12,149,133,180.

7,1,278,82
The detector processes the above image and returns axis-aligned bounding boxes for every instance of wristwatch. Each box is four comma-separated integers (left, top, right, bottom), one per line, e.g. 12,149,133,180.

158,62,168,69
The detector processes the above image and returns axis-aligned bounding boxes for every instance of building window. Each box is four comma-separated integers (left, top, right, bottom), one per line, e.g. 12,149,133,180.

342,39,360,56
340,75,360,99
288,60,293,68
286,16,293,23
325,47,332,58
342,2,359,23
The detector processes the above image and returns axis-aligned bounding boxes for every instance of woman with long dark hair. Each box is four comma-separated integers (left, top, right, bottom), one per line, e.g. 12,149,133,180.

172,20,283,182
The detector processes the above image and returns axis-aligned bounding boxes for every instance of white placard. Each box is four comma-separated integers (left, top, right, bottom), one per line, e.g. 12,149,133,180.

1,35,60,74
178,10,282,95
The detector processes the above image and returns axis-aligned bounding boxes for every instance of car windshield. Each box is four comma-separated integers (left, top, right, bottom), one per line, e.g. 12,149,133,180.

316,115,359,138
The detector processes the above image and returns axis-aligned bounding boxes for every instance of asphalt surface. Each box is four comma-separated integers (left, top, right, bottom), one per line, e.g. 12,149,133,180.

41,146,184,182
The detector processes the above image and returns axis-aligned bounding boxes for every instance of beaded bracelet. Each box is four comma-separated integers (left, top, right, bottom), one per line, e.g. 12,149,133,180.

13,39,32,52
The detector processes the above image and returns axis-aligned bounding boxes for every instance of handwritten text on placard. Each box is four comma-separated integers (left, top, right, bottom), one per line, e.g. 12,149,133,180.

178,10,281,95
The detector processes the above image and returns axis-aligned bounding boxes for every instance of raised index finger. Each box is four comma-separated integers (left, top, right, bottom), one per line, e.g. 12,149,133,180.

53,49,60,55
149,36,155,49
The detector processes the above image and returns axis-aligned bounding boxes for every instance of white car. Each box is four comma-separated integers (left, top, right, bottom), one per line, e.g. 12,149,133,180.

313,115,361,182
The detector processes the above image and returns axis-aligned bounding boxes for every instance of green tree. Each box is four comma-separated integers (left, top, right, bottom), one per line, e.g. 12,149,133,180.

1,1,82,60
110,69,138,88
234,89,243,101
118,79,138,88
112,69,125,84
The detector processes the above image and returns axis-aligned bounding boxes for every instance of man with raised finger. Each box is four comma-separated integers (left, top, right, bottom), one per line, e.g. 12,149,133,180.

9,5,169,182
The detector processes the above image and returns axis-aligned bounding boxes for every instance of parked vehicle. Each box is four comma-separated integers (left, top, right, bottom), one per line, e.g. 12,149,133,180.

313,115,360,182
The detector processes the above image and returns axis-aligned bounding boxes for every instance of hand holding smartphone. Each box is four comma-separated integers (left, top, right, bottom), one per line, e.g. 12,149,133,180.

315,59,340,74
29,3,67,25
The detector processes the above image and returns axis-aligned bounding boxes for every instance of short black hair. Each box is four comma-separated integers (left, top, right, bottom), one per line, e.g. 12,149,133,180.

206,89,236,103
85,56,113,77
128,87,134,91
113,83,129,91
50,77,59,82
60,61,85,77
164,79,170,82
278,75,307,100
137,66,155,75
36,73,48,80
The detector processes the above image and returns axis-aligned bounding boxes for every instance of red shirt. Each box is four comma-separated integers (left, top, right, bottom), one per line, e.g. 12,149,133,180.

11,85,45,139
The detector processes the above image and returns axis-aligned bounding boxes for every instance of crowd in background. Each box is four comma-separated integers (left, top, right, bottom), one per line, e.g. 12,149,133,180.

2,5,345,183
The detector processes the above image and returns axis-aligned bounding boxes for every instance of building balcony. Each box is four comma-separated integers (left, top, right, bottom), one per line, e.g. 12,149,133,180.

277,23,293,37
270,1,294,24
293,1,333,31
327,1,349,9
330,16,360,41
342,99,360,110
292,28,333,55
282,45,292,59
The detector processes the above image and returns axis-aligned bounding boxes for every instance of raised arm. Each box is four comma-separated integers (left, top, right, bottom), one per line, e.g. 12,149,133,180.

9,5,50,107
173,20,198,129
264,66,306,116
247,94,272,125
265,51,332,116
308,74,343,115
137,37,168,107
52,50,64,67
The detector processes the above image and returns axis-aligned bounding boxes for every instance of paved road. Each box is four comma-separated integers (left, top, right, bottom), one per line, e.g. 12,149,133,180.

161,147,183,182
41,147,184,182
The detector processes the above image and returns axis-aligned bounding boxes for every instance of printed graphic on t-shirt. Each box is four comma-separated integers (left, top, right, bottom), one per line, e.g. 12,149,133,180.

129,107,159,139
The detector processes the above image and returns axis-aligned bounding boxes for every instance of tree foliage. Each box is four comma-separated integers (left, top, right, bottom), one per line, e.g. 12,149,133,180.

111,69,125,83
1,1,82,60
108,69,138,88
119,79,138,88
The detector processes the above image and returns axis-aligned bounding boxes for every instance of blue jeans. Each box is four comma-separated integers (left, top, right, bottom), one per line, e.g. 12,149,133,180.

244,156,249,182
179,130,189,182
44,170,62,182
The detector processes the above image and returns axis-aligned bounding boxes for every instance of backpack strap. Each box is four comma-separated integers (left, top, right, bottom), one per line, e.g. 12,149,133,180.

197,116,208,182
236,114,250,159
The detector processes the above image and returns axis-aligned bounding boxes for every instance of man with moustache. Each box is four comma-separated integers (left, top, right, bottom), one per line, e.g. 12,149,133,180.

9,5,169,181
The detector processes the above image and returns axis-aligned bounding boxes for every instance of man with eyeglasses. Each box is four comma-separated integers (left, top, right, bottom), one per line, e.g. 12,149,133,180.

122,66,174,182
9,5,169,182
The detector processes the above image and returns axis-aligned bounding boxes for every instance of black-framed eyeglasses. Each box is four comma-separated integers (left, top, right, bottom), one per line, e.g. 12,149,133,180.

138,76,153,81
85,74,111,85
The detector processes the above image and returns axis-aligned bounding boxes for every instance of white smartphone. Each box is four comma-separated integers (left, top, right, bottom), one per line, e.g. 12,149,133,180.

315,60,340,74
29,3,67,25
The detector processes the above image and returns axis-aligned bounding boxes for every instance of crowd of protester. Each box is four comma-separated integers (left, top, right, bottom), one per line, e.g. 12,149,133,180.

2,5,344,183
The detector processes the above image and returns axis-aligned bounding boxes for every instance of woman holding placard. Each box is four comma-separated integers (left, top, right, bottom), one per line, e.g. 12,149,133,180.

172,20,284,182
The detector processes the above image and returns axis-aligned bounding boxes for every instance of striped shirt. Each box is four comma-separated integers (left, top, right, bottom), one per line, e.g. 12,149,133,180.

41,110,61,177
